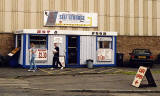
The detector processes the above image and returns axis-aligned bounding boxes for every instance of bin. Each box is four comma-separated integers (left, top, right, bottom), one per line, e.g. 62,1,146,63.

8,50,20,67
0,54,3,67
86,59,94,68
116,53,124,67
157,54,160,64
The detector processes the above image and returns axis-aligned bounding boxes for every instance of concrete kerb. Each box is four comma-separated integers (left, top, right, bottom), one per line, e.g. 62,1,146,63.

64,89,160,93
19,87,160,93
15,72,110,79
15,86,160,93
14,68,133,79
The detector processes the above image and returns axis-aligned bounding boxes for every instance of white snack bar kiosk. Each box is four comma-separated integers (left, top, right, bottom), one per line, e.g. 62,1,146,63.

15,29,117,68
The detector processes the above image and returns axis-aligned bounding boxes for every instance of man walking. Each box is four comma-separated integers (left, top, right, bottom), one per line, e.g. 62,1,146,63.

51,43,63,70
28,43,37,72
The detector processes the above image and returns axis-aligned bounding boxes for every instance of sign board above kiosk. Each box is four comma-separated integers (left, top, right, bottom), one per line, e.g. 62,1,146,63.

44,11,98,27
15,29,117,36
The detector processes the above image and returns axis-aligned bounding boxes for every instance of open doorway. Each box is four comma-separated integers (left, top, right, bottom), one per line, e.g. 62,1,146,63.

66,35,80,66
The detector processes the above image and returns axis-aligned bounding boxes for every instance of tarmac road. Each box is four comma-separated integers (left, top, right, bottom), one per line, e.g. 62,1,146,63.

0,74,160,96
0,83,160,96
0,66,160,96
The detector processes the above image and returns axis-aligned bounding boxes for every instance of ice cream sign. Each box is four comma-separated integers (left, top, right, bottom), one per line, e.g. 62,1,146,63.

44,11,98,27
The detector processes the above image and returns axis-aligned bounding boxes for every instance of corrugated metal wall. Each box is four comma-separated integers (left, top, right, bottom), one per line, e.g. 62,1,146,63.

80,36,97,65
0,0,160,36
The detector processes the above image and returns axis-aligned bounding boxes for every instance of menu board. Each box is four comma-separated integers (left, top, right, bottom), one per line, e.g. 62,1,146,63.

97,49,112,61
29,49,48,63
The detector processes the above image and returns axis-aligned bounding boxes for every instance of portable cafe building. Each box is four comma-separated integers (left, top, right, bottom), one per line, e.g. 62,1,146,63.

15,29,117,68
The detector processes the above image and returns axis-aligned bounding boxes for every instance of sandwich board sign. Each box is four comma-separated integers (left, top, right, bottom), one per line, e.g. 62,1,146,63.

59,56,65,67
132,66,156,88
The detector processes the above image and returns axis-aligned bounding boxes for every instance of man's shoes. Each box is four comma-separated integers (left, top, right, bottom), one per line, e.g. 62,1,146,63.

28,69,32,72
28,69,36,72
50,68,54,70
60,67,64,70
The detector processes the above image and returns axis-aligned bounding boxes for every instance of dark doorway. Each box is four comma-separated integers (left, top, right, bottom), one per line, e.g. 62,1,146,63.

66,36,80,66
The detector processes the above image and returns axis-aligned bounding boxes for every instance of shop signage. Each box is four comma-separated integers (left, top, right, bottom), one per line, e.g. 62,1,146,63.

44,11,98,27
37,30,50,34
97,49,112,61
35,49,47,61
92,32,108,36
132,66,156,88
16,29,117,36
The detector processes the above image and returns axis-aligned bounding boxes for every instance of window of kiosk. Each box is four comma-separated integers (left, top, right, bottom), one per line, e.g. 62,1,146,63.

99,41,111,49
29,35,48,62
29,35,47,49
97,37,112,61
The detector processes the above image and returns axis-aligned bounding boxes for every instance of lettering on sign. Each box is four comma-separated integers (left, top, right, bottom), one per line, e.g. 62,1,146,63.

132,66,157,88
92,32,108,36
38,50,47,58
37,30,50,34
132,66,147,87
29,49,48,62
97,49,112,61
44,11,98,27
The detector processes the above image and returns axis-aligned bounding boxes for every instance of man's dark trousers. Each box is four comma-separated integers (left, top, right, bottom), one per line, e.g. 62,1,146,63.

52,56,62,68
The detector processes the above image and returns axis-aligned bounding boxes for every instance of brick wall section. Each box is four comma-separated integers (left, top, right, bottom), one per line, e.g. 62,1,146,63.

117,36,160,62
0,33,14,56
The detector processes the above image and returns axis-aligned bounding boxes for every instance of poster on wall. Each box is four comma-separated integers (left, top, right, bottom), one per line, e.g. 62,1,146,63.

29,49,48,63
44,11,98,27
97,49,112,61
53,37,63,43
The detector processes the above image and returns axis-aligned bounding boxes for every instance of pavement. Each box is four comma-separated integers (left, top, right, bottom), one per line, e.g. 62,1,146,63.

0,65,160,94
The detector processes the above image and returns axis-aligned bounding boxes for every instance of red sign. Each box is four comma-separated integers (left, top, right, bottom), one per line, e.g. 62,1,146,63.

132,66,147,87
37,30,50,34
35,49,48,61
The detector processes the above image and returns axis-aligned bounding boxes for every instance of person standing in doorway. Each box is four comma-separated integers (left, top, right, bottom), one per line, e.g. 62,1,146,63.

51,43,63,70
28,43,37,72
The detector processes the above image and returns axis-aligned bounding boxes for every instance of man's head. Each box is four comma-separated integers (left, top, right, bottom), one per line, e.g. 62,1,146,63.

54,43,57,47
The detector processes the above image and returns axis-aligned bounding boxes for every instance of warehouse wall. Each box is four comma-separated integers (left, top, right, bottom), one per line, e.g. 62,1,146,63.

0,0,160,35
0,0,160,59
